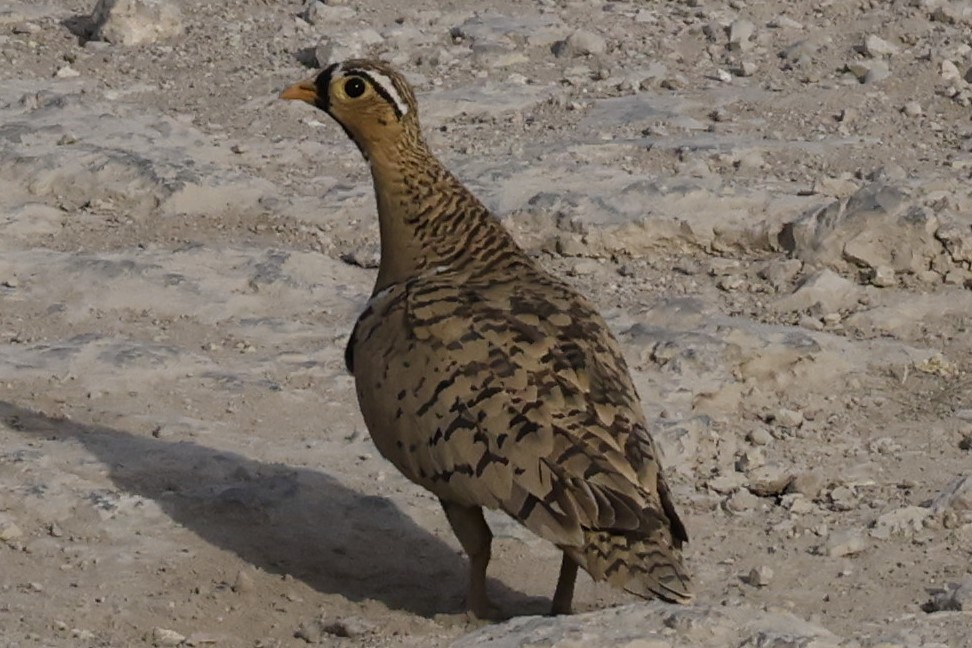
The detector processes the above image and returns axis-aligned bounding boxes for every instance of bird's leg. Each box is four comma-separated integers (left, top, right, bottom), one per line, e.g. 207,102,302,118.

440,500,502,620
550,551,578,615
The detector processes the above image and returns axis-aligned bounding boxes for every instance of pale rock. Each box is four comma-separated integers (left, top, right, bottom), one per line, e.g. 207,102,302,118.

844,236,892,272
935,217,972,264
709,472,747,494
553,29,607,58
295,619,325,643
232,569,255,594
768,15,804,29
930,473,972,524
846,59,891,83
863,34,899,57
870,506,932,539
798,315,824,331
781,39,825,65
735,448,766,472
152,627,186,647
812,174,859,197
945,267,972,286
570,259,602,276
902,100,923,116
453,602,845,648
736,60,759,76
90,0,184,46
781,183,940,276
301,0,356,24
747,428,774,446
868,436,902,455
726,488,762,513
747,464,794,497
758,258,803,291
556,234,587,257
868,265,896,287
863,60,891,83
828,485,859,511
746,565,774,587
782,493,817,514
702,20,727,42
933,1,972,25
321,616,377,638
825,528,868,557
926,578,972,612
942,59,962,81
774,408,804,428
55,65,81,79
728,18,755,51
0,516,23,542
773,269,861,314
654,418,703,477
453,12,567,51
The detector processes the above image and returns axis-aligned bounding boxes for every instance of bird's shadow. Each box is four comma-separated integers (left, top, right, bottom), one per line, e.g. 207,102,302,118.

0,400,546,617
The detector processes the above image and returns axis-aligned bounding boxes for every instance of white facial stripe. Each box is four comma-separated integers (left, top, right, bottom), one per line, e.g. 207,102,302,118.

362,71,408,117
337,68,407,118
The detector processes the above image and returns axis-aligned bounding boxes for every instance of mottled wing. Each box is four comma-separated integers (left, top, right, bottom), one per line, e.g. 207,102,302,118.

350,272,691,601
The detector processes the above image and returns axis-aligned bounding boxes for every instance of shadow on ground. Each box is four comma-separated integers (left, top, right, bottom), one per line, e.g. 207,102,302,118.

0,400,546,617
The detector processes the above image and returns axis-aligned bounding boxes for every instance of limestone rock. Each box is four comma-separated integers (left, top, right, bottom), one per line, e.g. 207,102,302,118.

773,269,861,314
930,474,972,525
870,506,932,539
90,0,184,46
779,183,941,276
863,34,899,57
925,578,972,612
746,464,794,497
728,19,756,51
553,29,607,58
452,602,844,648
151,628,185,647
825,528,868,557
935,216,972,265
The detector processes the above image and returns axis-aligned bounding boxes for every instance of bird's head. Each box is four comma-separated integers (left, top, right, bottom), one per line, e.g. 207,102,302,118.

280,59,421,160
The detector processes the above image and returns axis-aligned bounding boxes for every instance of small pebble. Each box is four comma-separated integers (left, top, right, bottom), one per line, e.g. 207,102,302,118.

232,569,256,594
747,428,774,446
902,101,922,117
746,565,774,587
725,489,761,513
863,34,898,57
747,464,794,497
942,60,961,81
54,65,80,79
825,529,867,557
152,627,186,647
774,408,804,428
728,18,755,51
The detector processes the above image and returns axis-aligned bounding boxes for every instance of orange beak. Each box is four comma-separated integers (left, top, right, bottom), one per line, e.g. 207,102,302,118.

279,79,318,104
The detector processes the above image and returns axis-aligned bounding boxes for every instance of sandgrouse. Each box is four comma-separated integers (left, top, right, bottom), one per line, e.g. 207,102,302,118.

280,60,692,618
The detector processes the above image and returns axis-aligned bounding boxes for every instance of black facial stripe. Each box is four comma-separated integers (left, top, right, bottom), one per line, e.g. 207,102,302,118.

353,70,404,120
314,63,339,111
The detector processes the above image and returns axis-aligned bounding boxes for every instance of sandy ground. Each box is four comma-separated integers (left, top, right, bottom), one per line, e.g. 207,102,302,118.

1,0,971,646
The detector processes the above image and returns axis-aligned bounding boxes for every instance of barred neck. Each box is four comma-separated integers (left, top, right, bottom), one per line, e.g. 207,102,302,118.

367,138,532,292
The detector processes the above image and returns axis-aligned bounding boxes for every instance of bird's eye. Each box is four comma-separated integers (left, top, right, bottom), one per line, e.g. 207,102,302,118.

344,77,366,98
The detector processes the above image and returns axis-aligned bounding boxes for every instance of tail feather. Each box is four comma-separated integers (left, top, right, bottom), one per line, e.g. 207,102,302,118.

571,529,694,604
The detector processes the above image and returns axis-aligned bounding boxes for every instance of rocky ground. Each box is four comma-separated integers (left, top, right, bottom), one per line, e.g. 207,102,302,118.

1,0,971,646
